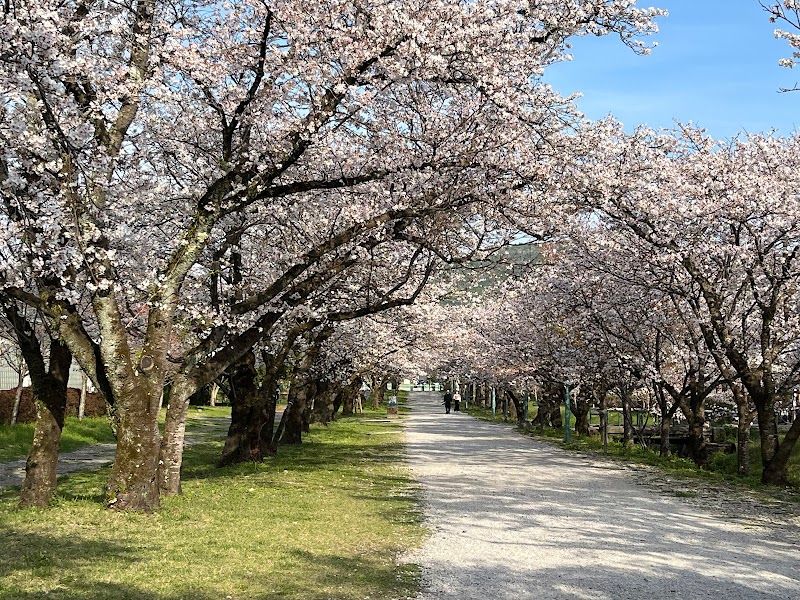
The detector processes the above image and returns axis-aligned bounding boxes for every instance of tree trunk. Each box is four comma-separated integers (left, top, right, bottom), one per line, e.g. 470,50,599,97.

686,410,708,467
598,388,608,451
573,386,590,436
310,380,336,424
371,376,387,410
19,342,72,508
734,388,751,477
78,373,87,420
621,390,634,449
97,300,164,512
341,381,355,417
210,382,219,407
281,330,330,445
159,377,194,496
506,389,525,426
11,368,24,426
106,385,162,511
217,352,277,467
761,414,800,486
754,394,780,471
281,379,309,445
533,382,562,428
654,384,671,457
19,399,63,507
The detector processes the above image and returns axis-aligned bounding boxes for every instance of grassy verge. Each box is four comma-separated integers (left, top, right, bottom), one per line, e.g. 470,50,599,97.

465,404,800,496
0,406,234,463
0,417,116,462
0,403,424,600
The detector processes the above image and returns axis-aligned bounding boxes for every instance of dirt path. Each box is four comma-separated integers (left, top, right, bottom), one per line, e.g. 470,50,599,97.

0,416,230,489
403,391,800,600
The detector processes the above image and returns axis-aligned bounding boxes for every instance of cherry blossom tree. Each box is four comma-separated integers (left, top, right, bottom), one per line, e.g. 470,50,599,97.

762,1,800,89
0,1,664,510
573,122,800,485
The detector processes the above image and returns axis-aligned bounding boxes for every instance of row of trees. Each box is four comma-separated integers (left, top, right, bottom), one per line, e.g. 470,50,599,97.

421,125,800,487
4,0,800,511
0,0,666,510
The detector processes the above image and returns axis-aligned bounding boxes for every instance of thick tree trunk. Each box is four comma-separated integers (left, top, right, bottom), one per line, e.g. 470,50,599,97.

217,352,276,466
19,342,72,508
754,395,780,470
310,380,336,424
19,399,63,507
686,410,708,467
281,330,329,445
94,292,164,512
106,385,162,511
341,381,355,417
281,379,309,445
573,386,590,436
762,414,800,486
506,389,525,426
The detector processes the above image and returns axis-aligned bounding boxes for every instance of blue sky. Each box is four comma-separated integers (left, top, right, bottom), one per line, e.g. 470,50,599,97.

543,1,799,140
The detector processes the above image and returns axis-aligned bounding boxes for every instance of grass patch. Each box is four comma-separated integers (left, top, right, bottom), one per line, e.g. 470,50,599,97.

0,406,233,462
0,405,425,600
0,417,116,462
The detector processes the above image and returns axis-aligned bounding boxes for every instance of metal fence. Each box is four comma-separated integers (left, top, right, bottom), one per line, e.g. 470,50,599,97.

0,363,88,391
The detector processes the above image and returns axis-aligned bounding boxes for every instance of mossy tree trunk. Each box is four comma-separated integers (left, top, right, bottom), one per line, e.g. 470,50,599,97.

19,342,72,508
3,301,73,508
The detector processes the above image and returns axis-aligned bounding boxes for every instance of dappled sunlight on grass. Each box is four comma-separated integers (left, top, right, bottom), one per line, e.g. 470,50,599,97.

0,407,424,600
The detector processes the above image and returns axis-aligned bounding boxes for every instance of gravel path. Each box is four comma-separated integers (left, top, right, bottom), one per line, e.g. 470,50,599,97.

403,391,800,600
0,416,230,489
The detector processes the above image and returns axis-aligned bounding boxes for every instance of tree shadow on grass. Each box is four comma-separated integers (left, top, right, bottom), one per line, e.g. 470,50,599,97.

0,529,224,600
2,581,219,600
235,548,419,600
180,434,409,483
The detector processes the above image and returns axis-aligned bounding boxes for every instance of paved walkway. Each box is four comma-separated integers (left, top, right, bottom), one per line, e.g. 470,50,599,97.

0,416,230,489
404,391,800,600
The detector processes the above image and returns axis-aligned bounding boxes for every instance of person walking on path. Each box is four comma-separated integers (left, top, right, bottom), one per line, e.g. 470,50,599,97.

453,390,461,412
442,390,452,414
403,390,800,600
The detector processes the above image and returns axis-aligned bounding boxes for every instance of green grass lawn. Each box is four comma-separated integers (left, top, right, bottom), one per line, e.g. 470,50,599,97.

0,403,424,600
0,406,235,462
0,416,117,462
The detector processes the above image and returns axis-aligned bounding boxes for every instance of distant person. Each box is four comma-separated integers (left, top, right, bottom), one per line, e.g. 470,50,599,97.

443,390,453,414
453,391,461,412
